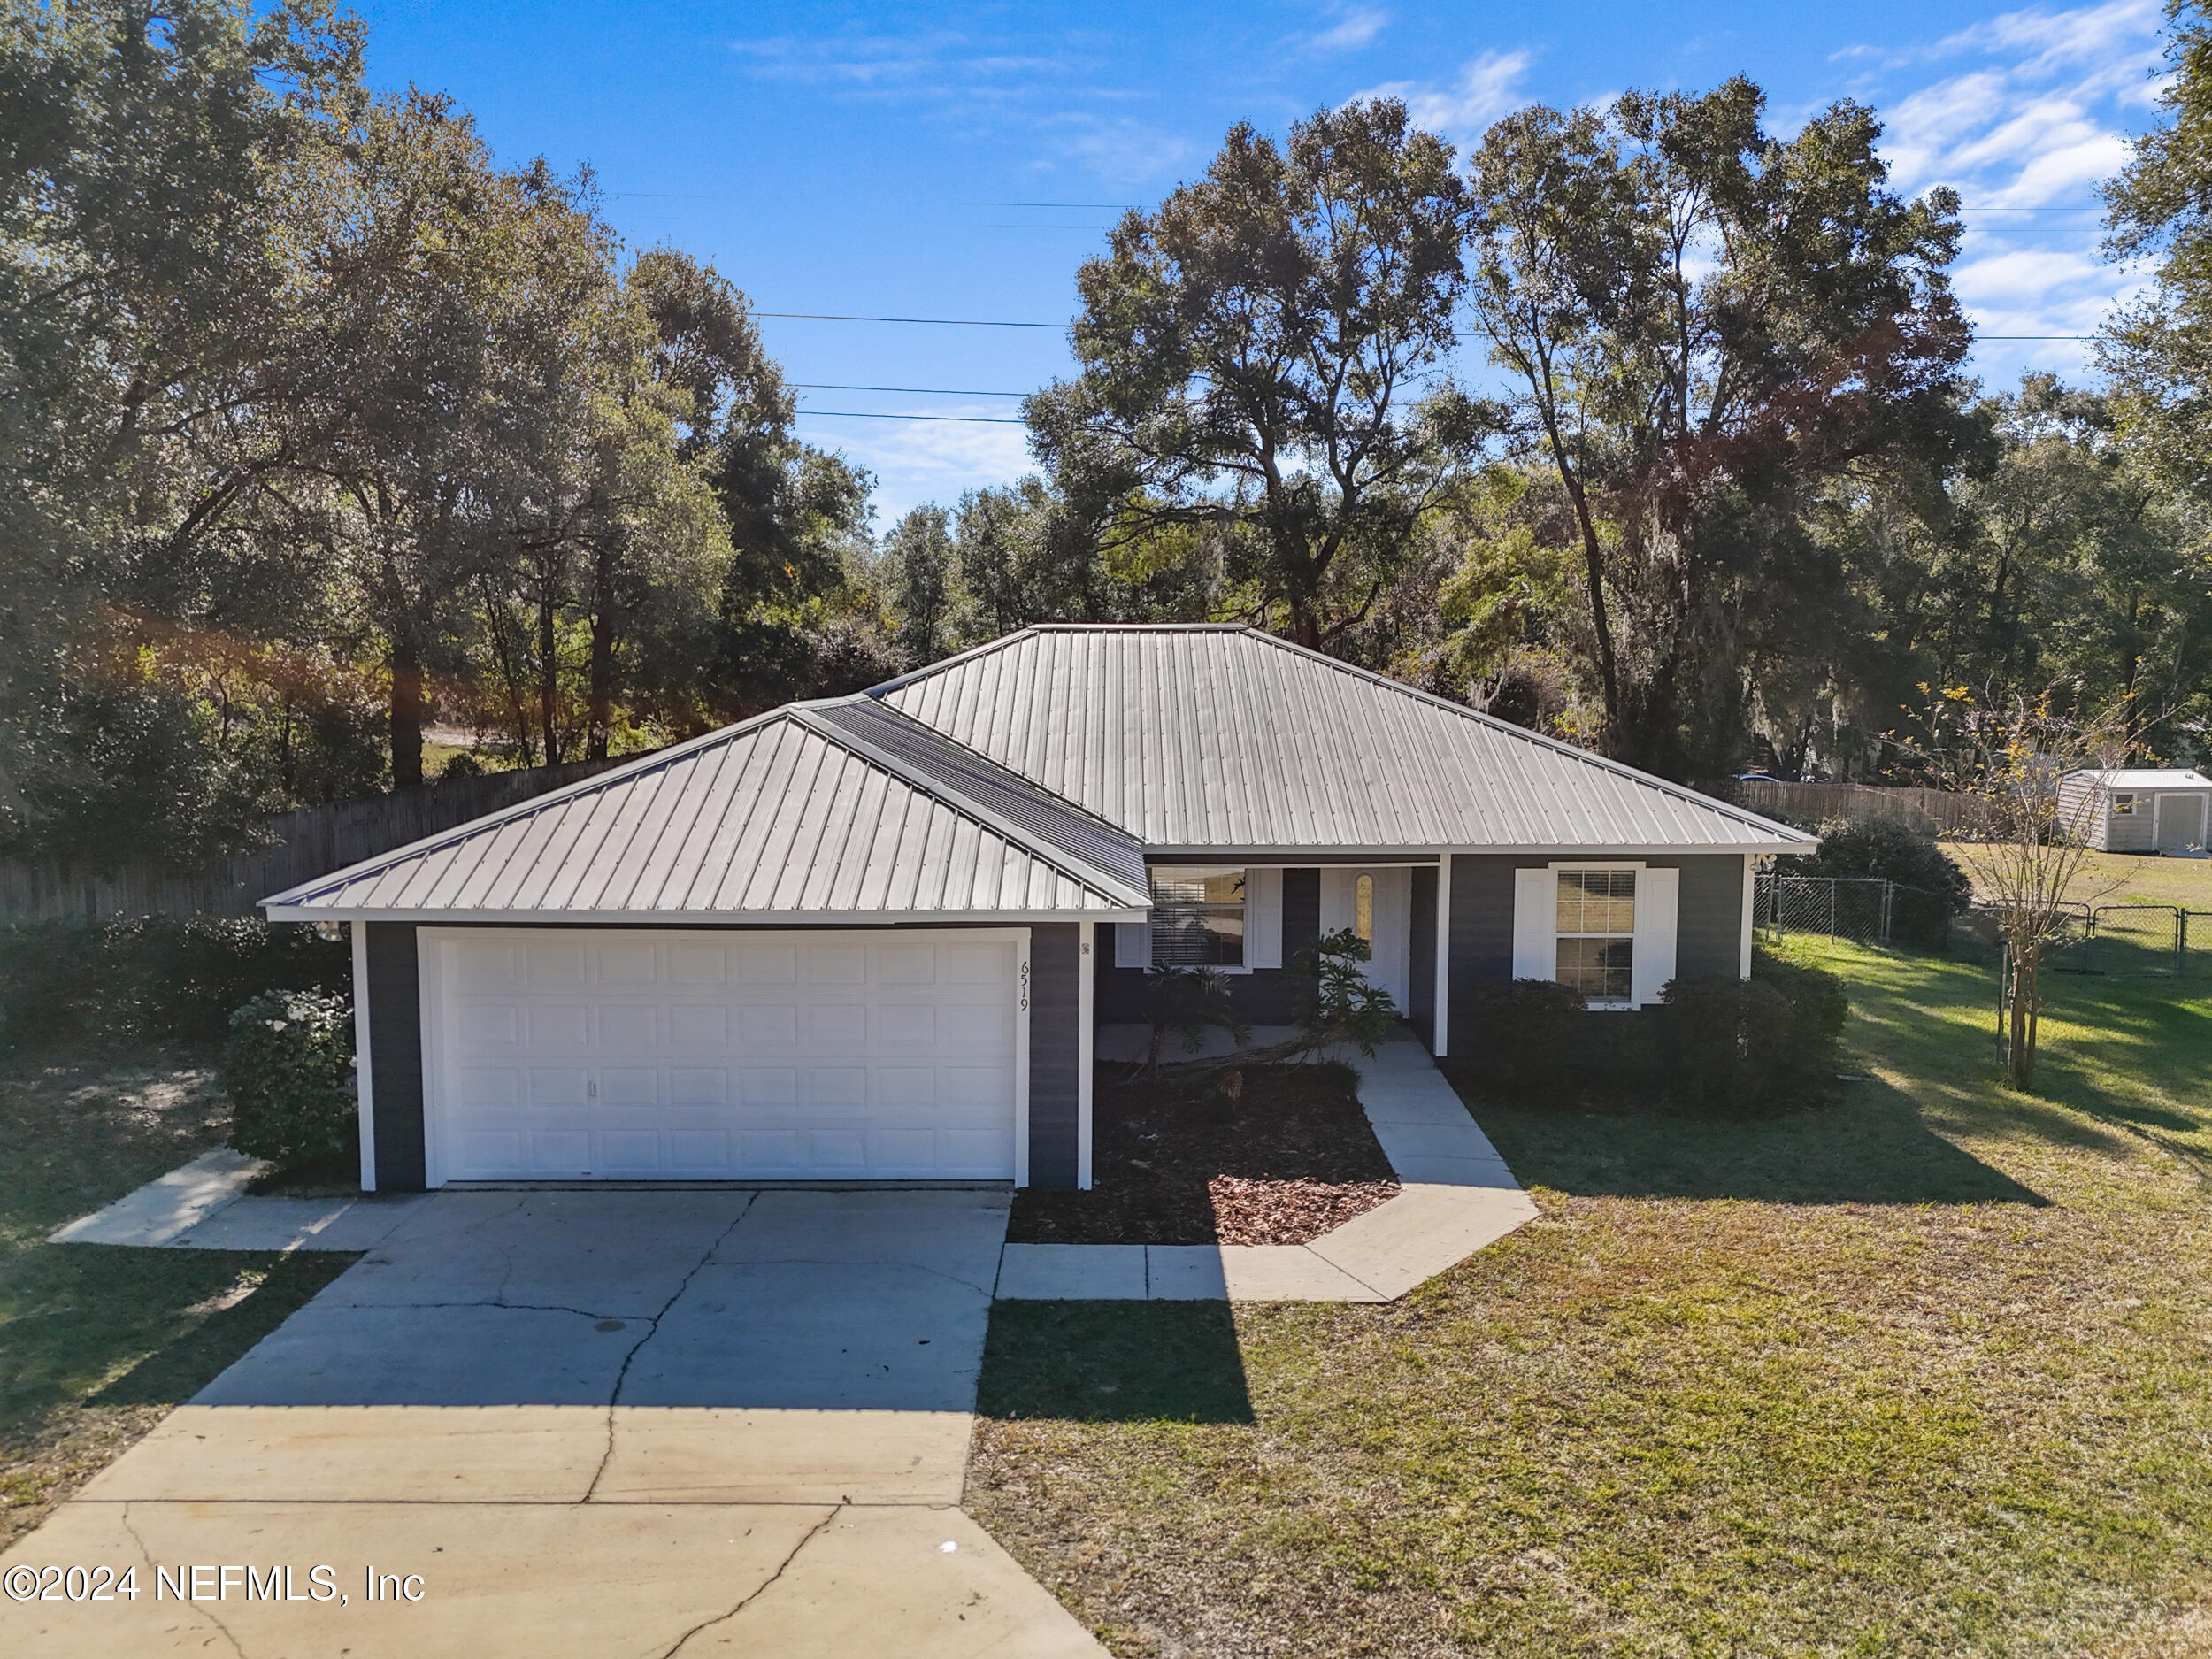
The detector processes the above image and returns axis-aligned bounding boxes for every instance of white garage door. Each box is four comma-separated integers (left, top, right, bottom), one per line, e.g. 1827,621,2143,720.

419,927,1024,1183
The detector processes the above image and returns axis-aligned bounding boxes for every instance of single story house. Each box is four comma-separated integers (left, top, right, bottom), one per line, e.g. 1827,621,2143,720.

264,626,1814,1193
2059,767,2212,854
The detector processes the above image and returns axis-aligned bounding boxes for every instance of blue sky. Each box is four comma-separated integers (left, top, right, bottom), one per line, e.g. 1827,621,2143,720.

356,1,2171,526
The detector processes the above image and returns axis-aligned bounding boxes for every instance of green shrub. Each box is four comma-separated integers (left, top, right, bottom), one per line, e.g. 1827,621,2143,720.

1465,979,1591,1091
222,990,357,1171
0,916,349,1053
1657,979,1803,1115
1752,944,1849,1051
1293,927,1399,1057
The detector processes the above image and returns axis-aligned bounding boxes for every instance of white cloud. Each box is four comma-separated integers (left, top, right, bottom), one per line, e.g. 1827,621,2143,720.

1352,48,1533,147
1310,7,1390,55
1849,1,2169,382
797,414,1034,526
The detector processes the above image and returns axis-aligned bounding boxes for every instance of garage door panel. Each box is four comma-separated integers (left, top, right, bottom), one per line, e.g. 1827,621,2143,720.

805,941,866,983
526,1004,588,1045
808,1067,867,1107
874,942,935,983
804,1004,867,1046
667,1067,727,1105
526,1068,588,1106
729,1004,787,1045
876,1003,936,1044
670,944,728,984
526,942,587,983
426,928,1021,1182
596,941,657,982
741,1068,799,1107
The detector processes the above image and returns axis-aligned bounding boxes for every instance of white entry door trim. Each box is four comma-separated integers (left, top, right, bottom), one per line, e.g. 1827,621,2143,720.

418,926,1031,1187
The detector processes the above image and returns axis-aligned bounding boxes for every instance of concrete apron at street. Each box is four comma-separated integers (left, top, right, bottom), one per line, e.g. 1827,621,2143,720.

2,1188,1104,1658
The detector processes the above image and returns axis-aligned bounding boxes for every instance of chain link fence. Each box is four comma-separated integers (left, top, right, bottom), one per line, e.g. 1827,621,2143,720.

1753,875,1959,949
2035,902,2212,979
1784,881,2212,979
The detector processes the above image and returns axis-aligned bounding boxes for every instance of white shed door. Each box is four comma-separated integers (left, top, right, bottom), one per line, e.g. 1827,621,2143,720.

419,928,1021,1183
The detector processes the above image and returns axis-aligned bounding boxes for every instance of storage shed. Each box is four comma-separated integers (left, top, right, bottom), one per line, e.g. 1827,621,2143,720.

2060,768,2212,853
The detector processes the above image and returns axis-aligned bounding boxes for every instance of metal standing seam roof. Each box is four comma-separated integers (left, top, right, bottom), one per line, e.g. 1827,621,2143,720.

874,625,1815,853
263,699,1151,920
2069,768,2212,790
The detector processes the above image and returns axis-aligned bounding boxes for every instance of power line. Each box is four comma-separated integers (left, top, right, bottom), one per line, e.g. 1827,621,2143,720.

757,311,1063,328
790,382,1029,396
795,409,1027,424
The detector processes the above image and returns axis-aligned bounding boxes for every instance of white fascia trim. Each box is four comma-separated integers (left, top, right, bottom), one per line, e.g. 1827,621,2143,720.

265,905,1151,926
1141,842,1812,861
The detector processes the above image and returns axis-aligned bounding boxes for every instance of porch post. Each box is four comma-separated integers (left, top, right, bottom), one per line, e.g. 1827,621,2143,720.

1432,856,1452,1056
350,921,379,1193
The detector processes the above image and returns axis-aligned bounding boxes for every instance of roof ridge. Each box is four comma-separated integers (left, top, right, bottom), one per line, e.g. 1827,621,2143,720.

1234,629,1809,843
788,702,1148,905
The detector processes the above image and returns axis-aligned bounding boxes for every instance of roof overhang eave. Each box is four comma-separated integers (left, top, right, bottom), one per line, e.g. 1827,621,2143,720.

262,902,1153,926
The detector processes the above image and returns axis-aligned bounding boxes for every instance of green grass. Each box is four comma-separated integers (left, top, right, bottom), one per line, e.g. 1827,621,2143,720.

2068,849,2212,912
0,1051,353,1548
969,945,2212,1657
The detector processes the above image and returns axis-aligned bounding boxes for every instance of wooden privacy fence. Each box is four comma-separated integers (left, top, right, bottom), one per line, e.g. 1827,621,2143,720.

0,755,630,927
1732,780,1986,835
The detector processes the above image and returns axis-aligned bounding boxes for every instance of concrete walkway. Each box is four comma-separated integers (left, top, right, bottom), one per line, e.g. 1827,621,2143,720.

48,1146,432,1253
995,1032,1539,1302
4,1188,1104,1658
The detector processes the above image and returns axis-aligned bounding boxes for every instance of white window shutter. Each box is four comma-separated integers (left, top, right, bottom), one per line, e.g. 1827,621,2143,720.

1245,867,1282,968
1115,921,1152,969
1631,866,1679,1006
1511,867,1556,980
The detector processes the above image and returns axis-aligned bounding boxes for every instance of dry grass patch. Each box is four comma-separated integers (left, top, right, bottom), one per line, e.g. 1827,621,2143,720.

969,942,2212,1657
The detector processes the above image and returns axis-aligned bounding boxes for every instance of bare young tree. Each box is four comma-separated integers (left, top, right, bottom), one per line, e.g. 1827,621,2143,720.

1919,687,2131,1089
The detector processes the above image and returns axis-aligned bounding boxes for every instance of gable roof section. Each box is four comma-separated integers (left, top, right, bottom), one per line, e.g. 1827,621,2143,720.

264,700,1151,921
875,625,1813,854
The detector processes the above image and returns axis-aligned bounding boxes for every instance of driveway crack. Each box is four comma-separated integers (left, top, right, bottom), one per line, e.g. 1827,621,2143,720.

584,1194,757,1502
119,1502,247,1659
657,1503,841,1658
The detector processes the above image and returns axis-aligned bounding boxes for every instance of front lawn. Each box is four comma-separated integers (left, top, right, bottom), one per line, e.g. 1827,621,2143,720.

970,943,2212,1656
0,1051,353,1549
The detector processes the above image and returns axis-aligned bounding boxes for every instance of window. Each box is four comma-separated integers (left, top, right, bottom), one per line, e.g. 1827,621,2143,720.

1355,874,1374,943
1150,869,1246,966
1555,868,1635,1002
2112,793,2138,816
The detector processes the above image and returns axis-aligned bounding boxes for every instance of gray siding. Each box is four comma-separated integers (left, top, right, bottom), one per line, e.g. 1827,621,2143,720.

1671,854,1745,979
1027,923,1081,1189
1094,865,1325,1025
1444,853,1747,1054
364,921,427,1192
1408,865,1437,1047
2108,800,2154,853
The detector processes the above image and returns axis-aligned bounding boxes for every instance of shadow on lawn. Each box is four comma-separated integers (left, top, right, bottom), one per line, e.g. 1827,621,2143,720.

979,1301,1254,1425
86,1251,354,1409
1463,1076,2047,1206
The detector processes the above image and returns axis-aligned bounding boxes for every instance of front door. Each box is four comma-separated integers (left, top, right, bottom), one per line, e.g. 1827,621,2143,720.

1320,868,1412,1014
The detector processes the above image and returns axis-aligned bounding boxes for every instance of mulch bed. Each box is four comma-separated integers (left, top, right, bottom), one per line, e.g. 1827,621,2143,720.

1006,1061,1399,1246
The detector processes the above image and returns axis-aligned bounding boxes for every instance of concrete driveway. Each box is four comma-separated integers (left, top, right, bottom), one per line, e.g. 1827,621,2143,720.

2,1188,1102,1657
